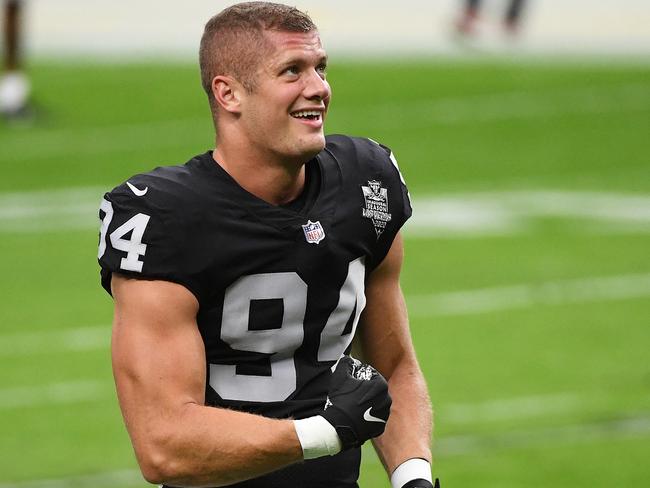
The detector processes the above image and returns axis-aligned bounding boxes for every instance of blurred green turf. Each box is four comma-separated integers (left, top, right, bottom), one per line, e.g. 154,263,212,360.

0,59,649,486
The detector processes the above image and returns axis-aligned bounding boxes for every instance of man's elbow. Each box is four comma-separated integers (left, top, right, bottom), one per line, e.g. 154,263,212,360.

135,443,233,487
136,446,177,485
132,433,192,485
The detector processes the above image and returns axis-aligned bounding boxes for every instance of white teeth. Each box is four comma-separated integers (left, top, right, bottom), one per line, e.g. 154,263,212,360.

292,110,321,119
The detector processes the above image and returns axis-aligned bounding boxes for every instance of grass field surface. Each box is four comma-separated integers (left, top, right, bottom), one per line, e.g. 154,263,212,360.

0,59,649,487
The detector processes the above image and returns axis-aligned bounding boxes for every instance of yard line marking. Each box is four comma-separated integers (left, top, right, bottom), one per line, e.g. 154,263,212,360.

406,190,650,237
0,186,104,233
444,393,584,424
2,187,650,236
0,380,111,409
408,272,650,316
0,325,109,357
437,415,650,457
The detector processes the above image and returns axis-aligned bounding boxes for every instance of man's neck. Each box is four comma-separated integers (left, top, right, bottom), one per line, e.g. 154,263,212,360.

212,145,306,206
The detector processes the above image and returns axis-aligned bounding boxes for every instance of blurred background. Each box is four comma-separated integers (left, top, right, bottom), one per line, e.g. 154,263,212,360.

1,0,649,486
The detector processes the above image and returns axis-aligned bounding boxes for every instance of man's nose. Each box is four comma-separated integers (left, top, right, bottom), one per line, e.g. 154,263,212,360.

304,69,331,102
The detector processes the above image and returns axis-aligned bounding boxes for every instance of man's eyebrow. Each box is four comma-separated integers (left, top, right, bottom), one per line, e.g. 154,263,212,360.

276,52,328,68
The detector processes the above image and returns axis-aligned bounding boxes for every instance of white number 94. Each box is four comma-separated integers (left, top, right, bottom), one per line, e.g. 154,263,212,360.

98,198,150,272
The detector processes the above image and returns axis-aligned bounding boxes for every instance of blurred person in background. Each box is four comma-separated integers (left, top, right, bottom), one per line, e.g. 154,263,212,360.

456,0,528,37
0,0,30,119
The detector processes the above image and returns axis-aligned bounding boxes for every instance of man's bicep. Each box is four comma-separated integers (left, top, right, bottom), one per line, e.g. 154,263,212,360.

358,234,415,377
111,275,205,427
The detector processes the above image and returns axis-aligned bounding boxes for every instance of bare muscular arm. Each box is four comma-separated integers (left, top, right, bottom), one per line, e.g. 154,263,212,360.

357,234,433,475
111,274,303,487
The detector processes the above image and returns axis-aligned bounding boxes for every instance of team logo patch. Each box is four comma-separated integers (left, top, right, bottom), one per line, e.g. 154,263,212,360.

361,180,392,237
302,220,326,244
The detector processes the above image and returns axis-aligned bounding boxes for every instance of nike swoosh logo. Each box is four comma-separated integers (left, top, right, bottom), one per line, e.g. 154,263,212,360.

126,181,148,196
363,407,386,424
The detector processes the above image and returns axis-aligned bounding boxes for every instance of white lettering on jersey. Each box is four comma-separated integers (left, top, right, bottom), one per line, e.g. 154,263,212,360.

210,258,366,402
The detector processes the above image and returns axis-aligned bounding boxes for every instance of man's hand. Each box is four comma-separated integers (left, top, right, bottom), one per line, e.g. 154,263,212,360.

320,356,392,450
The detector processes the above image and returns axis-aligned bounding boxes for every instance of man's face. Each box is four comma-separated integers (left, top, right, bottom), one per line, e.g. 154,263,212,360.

238,30,331,165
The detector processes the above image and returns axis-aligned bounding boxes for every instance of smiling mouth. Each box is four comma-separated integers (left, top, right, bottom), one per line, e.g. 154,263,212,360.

290,110,323,121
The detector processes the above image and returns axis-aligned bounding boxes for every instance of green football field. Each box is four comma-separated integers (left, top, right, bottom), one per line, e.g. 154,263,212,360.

1,58,649,487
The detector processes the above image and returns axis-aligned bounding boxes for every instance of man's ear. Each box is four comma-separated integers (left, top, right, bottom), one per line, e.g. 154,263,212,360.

212,75,243,114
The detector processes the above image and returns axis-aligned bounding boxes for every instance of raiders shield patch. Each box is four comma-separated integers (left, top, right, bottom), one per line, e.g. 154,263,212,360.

361,180,392,237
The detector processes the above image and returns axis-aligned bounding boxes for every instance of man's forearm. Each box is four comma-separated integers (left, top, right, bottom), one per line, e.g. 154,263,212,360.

128,401,303,487
121,356,392,487
372,357,433,473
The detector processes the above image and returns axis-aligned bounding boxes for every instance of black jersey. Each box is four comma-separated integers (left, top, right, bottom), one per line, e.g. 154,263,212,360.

98,134,411,487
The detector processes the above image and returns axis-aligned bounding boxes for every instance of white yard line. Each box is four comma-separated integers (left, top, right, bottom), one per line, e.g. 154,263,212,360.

0,380,111,409
406,190,650,237
0,186,105,233
443,393,585,424
2,188,650,236
0,325,109,357
408,272,650,316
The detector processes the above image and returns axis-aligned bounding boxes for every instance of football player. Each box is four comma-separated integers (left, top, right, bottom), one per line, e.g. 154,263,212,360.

456,0,528,36
0,0,30,118
98,2,435,487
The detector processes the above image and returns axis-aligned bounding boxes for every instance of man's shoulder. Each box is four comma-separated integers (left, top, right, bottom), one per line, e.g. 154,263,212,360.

97,153,215,297
325,134,391,158
324,134,397,179
104,153,210,211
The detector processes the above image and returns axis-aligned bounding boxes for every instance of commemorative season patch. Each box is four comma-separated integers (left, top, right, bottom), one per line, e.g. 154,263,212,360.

361,180,392,237
302,220,326,244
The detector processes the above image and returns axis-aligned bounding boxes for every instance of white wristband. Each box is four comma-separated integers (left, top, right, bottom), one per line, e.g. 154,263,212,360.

293,415,342,460
391,458,432,488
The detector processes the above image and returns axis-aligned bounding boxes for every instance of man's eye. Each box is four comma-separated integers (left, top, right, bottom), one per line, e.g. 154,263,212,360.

284,66,299,76
317,65,327,77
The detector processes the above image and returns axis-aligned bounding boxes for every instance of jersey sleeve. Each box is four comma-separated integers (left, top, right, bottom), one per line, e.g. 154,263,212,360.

375,140,413,225
97,177,206,300
363,139,413,269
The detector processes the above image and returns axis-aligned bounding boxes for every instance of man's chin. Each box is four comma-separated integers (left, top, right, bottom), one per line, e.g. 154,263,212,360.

297,135,326,161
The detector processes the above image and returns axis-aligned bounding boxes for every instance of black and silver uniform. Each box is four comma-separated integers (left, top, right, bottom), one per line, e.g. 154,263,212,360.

98,135,411,488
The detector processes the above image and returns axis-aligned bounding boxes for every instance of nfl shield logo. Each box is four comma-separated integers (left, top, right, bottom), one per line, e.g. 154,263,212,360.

302,220,325,244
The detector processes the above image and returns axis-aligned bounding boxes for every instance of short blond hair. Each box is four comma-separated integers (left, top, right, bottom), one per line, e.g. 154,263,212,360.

199,1,316,101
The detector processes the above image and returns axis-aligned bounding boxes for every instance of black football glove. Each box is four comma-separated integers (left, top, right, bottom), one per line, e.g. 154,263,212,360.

320,356,392,450
402,479,440,488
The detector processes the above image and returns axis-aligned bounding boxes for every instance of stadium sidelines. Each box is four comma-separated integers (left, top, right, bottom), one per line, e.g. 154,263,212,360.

1,415,649,487
1,187,650,236
2,81,648,163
